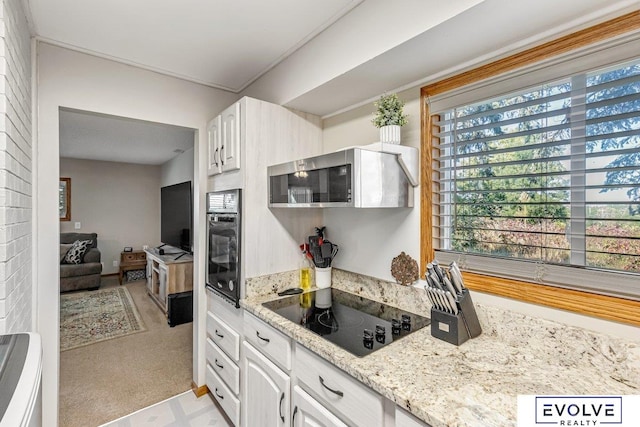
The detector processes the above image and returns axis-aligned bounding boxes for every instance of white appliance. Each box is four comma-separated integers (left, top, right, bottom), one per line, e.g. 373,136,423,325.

0,333,42,427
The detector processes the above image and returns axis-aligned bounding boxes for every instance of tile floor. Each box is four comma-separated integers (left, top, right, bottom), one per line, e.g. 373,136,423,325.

100,391,231,427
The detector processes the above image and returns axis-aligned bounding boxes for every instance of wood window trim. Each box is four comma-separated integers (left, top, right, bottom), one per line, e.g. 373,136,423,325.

420,10,640,327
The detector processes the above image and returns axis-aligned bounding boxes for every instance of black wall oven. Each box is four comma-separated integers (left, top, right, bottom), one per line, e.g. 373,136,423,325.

206,189,241,307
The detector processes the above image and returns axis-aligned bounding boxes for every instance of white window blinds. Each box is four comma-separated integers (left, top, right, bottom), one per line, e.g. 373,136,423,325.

432,58,640,300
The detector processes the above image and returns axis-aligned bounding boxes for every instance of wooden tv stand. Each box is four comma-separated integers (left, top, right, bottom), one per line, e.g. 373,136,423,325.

144,248,193,316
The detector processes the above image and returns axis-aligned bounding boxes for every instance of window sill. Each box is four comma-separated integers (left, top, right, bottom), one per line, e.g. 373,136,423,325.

461,272,640,327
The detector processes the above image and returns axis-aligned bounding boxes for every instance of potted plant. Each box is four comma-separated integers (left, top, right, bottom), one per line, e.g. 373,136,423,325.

372,93,408,144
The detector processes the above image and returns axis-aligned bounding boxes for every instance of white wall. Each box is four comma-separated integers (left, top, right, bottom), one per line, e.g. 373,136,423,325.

59,158,161,275
161,146,194,188
322,87,421,282
0,0,32,334
35,42,239,426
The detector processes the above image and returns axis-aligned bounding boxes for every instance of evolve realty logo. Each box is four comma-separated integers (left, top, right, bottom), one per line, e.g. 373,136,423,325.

535,396,621,426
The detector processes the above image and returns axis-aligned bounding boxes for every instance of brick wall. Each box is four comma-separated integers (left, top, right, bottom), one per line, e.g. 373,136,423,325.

0,0,32,333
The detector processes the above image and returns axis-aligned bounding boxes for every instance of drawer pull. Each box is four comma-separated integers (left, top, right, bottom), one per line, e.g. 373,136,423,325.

215,329,224,338
214,359,224,369
292,406,298,424
319,376,344,397
256,331,270,343
214,388,224,400
279,392,285,422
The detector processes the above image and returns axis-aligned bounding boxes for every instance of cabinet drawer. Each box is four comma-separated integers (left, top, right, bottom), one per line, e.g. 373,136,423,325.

206,363,240,426
207,311,240,361
295,345,383,427
244,312,291,371
205,337,240,395
207,288,243,331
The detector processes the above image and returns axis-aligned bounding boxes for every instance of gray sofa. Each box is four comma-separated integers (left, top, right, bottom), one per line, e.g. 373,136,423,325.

60,232,103,292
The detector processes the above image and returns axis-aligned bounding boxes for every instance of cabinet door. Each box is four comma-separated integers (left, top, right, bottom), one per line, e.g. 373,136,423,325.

220,102,241,173
292,386,347,427
207,115,222,176
242,341,290,427
159,264,168,309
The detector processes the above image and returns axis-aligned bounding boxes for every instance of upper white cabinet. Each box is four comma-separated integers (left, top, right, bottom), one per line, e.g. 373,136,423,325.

207,101,241,176
221,102,241,173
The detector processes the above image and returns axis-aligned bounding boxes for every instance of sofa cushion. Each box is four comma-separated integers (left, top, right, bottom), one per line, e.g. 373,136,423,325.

60,262,102,278
62,240,93,264
61,232,98,249
60,243,73,263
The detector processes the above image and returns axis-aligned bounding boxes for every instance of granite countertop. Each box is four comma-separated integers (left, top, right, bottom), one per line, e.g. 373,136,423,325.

242,270,640,427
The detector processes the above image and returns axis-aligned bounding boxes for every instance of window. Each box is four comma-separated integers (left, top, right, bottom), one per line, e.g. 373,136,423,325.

422,12,640,309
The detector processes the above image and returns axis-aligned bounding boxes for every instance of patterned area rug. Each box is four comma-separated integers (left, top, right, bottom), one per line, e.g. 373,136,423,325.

60,287,146,351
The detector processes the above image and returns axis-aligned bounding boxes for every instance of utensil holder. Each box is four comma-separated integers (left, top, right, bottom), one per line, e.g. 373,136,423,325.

430,289,482,346
316,266,332,289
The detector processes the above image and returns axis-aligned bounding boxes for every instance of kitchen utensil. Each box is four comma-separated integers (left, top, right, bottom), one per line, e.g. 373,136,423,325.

442,274,457,298
278,288,304,296
308,235,324,267
445,291,459,315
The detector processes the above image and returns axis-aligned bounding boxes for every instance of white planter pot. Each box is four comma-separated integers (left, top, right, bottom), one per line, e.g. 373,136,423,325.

379,125,401,144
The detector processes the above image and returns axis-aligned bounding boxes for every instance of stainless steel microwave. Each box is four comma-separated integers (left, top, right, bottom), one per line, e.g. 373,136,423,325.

267,147,414,208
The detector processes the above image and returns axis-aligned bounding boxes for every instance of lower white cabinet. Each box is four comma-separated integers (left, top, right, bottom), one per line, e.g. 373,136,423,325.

292,386,348,427
242,341,291,427
395,407,430,427
206,289,243,425
295,345,384,427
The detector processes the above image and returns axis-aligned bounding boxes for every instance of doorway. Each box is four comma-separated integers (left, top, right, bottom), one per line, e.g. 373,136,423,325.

57,108,196,426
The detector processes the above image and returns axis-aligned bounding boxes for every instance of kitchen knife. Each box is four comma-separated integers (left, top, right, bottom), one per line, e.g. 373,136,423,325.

448,262,464,290
428,288,442,311
442,274,457,298
434,288,449,313
445,291,459,315
424,287,436,308
429,271,443,290
432,260,446,284
438,289,453,314
448,267,464,295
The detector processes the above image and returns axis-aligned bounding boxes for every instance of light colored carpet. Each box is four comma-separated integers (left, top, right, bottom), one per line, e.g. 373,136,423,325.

60,287,146,351
59,277,193,427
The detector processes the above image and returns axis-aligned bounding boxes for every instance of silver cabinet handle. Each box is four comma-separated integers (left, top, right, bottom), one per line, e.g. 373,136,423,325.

319,376,344,397
214,388,224,400
220,144,225,165
214,147,219,167
292,406,298,424
279,392,285,422
256,331,270,342
214,359,224,369
215,329,224,338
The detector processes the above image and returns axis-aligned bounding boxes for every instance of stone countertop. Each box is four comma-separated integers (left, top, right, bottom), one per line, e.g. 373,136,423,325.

242,270,640,427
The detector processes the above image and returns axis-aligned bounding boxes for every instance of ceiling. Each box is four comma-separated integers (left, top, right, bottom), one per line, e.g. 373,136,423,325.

28,0,640,164
26,0,362,92
59,109,195,165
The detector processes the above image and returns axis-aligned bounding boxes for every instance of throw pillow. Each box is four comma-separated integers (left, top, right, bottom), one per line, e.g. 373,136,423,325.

62,240,93,265
60,243,73,263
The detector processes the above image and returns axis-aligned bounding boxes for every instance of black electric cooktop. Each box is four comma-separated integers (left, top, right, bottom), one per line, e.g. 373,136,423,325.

262,288,430,357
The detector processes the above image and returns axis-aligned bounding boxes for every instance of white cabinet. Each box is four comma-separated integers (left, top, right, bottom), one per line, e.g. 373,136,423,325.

220,102,241,173
207,115,221,175
206,289,243,425
395,407,431,427
207,101,241,176
292,386,348,427
242,341,290,427
295,345,384,427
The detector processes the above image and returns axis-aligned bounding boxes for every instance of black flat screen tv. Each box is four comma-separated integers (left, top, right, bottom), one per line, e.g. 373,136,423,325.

160,181,192,252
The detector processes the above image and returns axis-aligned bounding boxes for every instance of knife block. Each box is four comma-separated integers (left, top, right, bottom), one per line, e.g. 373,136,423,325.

430,289,482,346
